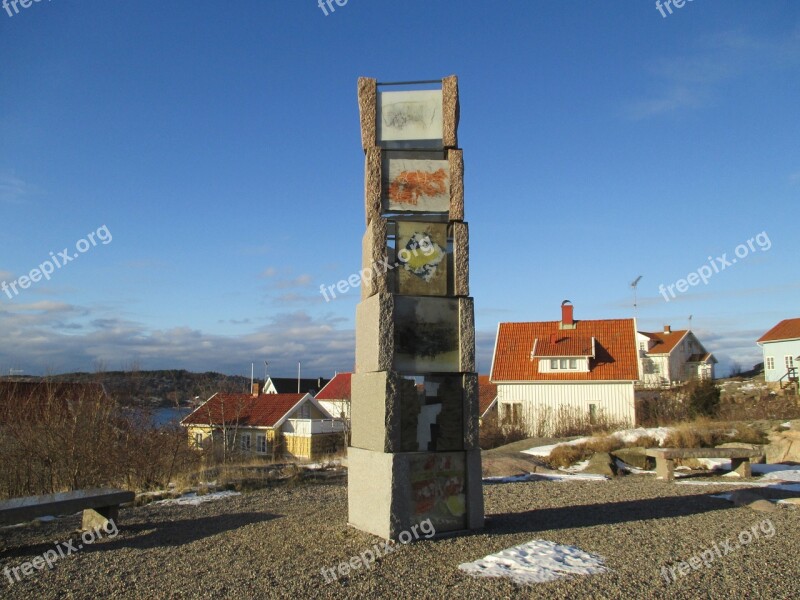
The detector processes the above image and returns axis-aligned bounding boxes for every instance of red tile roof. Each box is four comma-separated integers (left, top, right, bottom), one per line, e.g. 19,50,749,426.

478,375,497,416
643,330,689,355
491,319,639,382
181,393,306,428
757,318,800,343
315,373,351,401
532,335,595,357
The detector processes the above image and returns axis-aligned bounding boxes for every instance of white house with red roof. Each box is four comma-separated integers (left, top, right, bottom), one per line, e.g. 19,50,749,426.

181,384,344,459
757,318,800,390
636,326,717,388
490,301,640,435
314,373,351,421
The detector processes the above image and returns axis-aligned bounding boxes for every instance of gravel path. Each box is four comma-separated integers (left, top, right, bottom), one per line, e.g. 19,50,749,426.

1,476,798,599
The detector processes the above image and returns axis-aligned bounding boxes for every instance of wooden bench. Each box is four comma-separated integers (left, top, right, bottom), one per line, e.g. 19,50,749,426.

0,488,134,531
645,448,763,482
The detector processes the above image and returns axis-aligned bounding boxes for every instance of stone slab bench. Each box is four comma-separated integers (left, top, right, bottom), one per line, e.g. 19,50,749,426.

0,488,134,530
645,448,764,482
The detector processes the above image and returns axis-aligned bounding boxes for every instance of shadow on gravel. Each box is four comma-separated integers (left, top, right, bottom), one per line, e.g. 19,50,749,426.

487,493,733,533
1,512,280,560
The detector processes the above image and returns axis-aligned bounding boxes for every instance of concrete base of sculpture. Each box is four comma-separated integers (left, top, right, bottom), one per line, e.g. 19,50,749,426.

347,446,484,540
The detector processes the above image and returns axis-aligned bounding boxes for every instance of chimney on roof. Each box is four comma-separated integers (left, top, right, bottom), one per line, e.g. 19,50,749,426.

251,383,260,397
560,300,576,330
664,325,672,334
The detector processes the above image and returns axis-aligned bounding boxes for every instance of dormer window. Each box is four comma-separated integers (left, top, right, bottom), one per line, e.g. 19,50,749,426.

549,359,579,370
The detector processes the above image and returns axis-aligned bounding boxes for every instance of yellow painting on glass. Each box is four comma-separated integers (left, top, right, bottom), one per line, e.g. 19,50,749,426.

396,221,448,296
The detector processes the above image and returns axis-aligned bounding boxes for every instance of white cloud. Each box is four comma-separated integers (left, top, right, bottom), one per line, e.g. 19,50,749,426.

0,172,35,204
627,28,800,119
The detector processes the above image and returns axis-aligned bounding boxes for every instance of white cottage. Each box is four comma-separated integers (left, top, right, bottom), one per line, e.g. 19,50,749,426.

490,301,640,435
637,326,717,388
757,318,800,391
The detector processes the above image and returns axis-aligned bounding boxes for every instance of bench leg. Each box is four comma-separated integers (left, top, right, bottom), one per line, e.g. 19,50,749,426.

82,505,119,531
655,458,675,481
731,458,751,478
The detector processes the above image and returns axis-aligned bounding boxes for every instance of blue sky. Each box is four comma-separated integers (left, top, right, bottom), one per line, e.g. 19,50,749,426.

1,1,798,378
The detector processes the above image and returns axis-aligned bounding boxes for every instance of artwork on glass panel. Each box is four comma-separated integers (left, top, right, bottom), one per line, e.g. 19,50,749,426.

393,297,459,373
396,221,447,296
409,453,466,532
404,375,464,452
377,90,443,143
383,159,450,213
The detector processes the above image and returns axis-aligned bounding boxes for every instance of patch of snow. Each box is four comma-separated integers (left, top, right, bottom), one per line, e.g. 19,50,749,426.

561,460,589,473
483,472,608,484
35,515,57,523
538,473,609,482
760,470,800,483
610,427,671,445
154,490,241,506
614,459,654,475
782,421,793,429
776,499,799,507
752,463,800,475
676,481,800,493
521,427,671,457
521,438,590,457
696,458,731,471
458,539,608,585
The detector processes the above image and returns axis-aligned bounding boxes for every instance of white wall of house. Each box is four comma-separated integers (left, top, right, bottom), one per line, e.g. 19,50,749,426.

316,399,350,420
761,339,800,383
497,381,635,435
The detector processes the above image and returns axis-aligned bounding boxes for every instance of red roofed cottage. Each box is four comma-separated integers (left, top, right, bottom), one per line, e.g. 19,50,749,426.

757,318,800,391
490,301,640,435
181,383,344,460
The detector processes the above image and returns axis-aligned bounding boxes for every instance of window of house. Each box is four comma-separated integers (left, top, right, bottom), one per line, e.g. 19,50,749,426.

194,433,202,447
589,404,597,425
786,356,795,370
766,357,775,370
639,342,646,351
241,434,251,452
503,402,522,424
548,358,581,370
257,435,267,454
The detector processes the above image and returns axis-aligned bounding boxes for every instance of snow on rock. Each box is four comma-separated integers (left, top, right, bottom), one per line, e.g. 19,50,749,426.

521,438,590,457
521,427,671,457
154,491,241,506
458,539,608,585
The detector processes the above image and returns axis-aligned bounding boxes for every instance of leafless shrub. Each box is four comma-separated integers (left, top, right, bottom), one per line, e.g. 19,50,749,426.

479,413,529,450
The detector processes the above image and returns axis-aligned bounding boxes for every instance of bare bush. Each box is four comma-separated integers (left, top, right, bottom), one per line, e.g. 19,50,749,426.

479,413,529,450
0,380,201,499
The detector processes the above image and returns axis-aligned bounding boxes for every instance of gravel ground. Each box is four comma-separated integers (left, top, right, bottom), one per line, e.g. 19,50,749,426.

1,476,798,599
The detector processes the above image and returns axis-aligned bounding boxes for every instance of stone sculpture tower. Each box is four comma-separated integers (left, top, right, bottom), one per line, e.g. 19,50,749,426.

347,76,484,539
